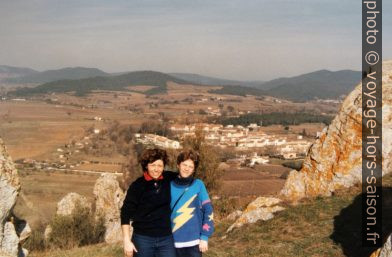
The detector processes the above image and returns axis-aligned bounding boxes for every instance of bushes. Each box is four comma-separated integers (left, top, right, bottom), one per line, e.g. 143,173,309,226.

23,224,46,252
24,203,106,252
282,160,303,171
47,204,105,249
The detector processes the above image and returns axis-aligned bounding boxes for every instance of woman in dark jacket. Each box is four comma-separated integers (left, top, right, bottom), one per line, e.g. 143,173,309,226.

121,148,176,257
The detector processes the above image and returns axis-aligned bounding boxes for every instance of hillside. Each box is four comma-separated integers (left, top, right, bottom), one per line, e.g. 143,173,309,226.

0,65,38,80
170,73,264,88
10,70,194,96
5,67,110,84
261,69,361,101
172,70,361,101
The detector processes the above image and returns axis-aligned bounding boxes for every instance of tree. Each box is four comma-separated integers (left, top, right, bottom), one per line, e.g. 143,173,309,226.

121,143,141,189
181,129,223,193
227,105,235,113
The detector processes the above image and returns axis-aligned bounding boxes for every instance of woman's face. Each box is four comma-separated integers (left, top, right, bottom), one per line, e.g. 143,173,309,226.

178,159,195,178
147,159,164,179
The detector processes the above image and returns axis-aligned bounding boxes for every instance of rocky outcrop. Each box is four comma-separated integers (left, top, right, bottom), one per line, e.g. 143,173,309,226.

56,192,91,216
0,138,29,256
281,60,392,200
93,173,127,244
370,233,392,257
225,210,243,221
227,197,285,232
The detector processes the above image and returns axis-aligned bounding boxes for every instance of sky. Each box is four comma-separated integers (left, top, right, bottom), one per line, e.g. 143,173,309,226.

0,0,390,81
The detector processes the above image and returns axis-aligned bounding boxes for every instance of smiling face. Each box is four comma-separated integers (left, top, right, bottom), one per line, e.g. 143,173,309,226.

178,159,195,178
147,159,164,179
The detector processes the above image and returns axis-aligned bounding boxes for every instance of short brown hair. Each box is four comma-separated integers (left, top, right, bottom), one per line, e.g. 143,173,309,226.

177,149,200,171
139,148,168,172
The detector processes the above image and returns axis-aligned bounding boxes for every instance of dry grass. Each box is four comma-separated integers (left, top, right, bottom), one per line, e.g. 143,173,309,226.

15,170,100,228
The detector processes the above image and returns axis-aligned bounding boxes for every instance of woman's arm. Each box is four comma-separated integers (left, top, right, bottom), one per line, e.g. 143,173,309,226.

198,181,214,252
122,224,137,257
120,181,142,257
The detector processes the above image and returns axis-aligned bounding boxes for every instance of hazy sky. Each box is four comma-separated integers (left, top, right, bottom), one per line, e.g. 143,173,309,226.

0,0,390,80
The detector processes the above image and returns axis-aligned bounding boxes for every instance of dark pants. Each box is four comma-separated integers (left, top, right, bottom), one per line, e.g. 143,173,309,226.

176,245,202,257
132,233,176,257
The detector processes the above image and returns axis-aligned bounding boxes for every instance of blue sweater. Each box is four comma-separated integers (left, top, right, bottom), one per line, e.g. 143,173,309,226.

170,179,214,248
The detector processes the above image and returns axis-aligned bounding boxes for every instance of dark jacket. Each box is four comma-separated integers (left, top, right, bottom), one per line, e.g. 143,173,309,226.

121,171,177,237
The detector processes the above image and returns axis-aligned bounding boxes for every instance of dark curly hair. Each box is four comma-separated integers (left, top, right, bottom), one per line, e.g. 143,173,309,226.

177,149,200,171
139,148,168,172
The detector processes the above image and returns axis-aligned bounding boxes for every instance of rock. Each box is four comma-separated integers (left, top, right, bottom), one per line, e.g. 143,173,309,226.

225,210,242,221
56,192,91,216
0,139,20,244
44,225,52,241
226,196,285,232
93,173,127,244
0,250,14,257
370,233,392,257
1,222,19,256
0,138,29,257
281,60,392,201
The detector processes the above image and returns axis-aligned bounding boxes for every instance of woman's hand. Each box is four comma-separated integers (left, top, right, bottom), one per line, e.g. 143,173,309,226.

124,240,137,257
199,240,208,253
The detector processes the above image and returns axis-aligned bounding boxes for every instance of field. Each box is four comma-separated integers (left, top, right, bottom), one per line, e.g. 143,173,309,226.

14,170,102,228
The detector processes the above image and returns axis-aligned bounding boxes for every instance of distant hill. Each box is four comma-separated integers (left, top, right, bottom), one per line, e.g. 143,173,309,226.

170,73,264,88
0,65,38,80
6,66,362,101
5,67,110,84
260,69,361,101
10,71,193,96
171,70,361,101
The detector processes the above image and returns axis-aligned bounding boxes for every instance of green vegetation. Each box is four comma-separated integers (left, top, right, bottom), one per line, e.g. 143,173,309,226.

218,112,333,126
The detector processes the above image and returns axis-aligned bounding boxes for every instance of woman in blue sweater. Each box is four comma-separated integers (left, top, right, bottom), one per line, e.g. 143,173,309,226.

170,150,214,257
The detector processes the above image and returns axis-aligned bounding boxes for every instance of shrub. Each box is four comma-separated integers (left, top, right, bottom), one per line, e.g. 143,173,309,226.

23,224,46,252
213,197,239,220
47,203,105,249
282,160,303,171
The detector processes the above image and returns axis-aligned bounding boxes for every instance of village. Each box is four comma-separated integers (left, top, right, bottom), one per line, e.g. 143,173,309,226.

136,122,314,166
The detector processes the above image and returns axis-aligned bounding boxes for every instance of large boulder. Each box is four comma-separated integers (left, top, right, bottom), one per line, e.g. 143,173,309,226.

44,192,91,240
0,138,29,256
93,173,127,244
281,60,392,200
227,196,285,232
56,192,91,216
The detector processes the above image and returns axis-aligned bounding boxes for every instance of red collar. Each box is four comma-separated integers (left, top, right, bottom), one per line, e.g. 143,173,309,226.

143,172,164,181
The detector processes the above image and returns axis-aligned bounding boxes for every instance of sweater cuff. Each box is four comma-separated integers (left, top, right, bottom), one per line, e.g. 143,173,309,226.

200,235,209,241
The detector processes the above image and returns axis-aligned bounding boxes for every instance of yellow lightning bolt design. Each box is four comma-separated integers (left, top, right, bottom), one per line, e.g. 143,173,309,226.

172,194,197,232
